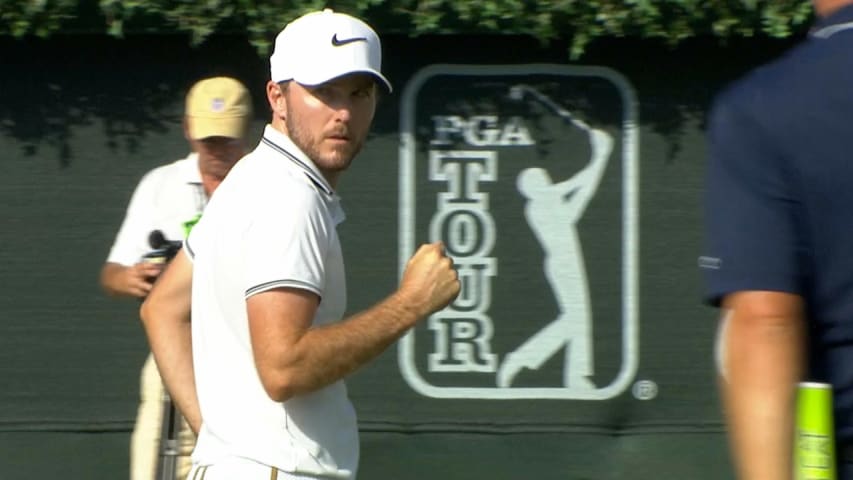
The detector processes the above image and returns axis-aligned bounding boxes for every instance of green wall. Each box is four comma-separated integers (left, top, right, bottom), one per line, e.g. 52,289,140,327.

0,31,799,479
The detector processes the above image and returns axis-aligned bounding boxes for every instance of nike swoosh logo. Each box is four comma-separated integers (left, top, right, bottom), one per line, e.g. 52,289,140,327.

331,34,367,46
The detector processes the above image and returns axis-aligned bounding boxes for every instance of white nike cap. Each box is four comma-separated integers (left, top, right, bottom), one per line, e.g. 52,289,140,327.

270,9,392,92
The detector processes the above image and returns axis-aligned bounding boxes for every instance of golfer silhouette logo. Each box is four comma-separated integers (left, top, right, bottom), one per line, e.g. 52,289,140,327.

397,64,639,400
497,85,613,390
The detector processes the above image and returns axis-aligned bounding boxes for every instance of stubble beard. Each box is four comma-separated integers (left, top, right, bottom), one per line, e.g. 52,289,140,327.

285,107,363,174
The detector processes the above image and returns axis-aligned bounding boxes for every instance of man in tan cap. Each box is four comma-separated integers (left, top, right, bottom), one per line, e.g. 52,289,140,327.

99,76,252,480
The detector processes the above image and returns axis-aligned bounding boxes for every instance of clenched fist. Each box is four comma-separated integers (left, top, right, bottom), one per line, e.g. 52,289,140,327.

397,242,461,319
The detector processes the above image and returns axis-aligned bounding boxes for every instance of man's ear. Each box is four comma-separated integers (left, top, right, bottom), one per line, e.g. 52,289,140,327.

266,81,287,116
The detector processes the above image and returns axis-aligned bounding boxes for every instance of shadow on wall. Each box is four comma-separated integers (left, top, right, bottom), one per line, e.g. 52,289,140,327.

580,34,803,164
376,33,803,165
0,34,268,167
0,32,802,167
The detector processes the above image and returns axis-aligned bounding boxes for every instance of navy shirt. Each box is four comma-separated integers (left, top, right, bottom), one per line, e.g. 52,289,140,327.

702,5,853,441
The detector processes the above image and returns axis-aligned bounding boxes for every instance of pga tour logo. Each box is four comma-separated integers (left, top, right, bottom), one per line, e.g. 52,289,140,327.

397,65,640,400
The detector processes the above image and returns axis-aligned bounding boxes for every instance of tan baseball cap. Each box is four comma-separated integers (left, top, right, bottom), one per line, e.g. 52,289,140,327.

185,77,252,140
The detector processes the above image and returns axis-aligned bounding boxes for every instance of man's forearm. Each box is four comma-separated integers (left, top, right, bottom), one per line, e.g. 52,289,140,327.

253,291,422,402
145,320,201,433
100,262,159,299
100,263,133,297
299,293,419,388
139,250,200,432
250,242,460,402
721,300,805,480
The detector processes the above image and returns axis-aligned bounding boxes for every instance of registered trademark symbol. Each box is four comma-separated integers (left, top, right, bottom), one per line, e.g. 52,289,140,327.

632,380,658,400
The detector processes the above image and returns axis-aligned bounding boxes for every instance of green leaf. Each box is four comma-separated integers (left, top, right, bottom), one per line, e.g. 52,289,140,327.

0,0,817,59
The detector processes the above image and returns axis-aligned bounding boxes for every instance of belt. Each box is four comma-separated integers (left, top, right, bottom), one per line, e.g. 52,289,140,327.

188,461,324,479
190,465,283,480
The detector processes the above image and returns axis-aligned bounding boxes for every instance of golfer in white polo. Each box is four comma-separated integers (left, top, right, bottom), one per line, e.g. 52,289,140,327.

141,9,460,480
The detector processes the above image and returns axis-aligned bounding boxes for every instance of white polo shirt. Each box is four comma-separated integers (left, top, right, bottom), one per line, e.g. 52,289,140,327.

185,125,356,478
106,153,206,265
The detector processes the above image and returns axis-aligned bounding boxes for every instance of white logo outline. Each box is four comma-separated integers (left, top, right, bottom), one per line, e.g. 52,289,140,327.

398,64,640,400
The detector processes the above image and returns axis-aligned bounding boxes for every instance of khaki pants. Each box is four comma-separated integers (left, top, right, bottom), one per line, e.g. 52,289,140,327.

131,353,195,480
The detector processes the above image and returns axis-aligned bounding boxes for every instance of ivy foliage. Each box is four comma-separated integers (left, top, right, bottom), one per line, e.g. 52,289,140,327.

0,1,816,58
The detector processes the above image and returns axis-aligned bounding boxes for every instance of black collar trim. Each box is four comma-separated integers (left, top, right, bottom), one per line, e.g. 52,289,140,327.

261,136,333,196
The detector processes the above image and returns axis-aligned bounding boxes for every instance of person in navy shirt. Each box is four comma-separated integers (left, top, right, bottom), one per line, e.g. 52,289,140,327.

702,0,853,477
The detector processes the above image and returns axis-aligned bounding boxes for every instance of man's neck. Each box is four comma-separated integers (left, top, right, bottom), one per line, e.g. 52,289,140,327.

322,170,341,190
269,120,340,191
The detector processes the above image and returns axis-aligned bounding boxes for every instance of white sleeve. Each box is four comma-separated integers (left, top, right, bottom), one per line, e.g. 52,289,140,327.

243,191,330,299
105,169,162,266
